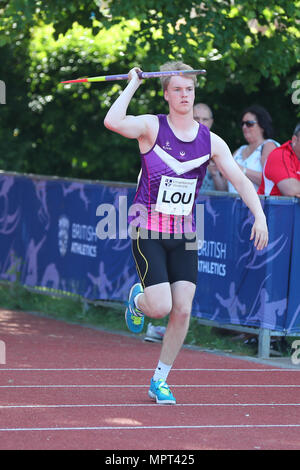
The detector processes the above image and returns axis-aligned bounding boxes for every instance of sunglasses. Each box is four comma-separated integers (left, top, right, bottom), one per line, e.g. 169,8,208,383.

241,120,257,128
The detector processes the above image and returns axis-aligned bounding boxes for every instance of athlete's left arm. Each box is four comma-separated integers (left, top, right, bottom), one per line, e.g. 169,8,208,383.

210,132,268,250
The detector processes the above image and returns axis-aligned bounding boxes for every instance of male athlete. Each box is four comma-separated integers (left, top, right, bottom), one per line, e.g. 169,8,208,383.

104,61,268,404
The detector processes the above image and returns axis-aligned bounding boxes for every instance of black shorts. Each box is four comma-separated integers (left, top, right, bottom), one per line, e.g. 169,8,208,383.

131,228,198,288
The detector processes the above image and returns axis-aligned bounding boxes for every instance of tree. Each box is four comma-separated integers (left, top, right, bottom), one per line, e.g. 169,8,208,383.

0,2,145,180
102,0,300,145
103,0,300,90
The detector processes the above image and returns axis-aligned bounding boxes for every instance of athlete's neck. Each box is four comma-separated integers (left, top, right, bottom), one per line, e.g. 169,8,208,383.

167,112,198,141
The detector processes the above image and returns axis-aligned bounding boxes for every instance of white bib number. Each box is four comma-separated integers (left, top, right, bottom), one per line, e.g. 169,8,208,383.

155,175,197,216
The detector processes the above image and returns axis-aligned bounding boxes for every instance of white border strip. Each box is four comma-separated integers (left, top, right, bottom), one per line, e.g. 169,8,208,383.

0,368,298,372
0,384,299,388
1,403,300,409
1,424,300,432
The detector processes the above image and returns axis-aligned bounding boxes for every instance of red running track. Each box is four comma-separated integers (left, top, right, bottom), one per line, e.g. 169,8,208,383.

0,308,300,450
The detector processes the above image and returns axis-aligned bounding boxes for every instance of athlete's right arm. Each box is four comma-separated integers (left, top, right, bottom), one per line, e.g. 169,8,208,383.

104,68,152,140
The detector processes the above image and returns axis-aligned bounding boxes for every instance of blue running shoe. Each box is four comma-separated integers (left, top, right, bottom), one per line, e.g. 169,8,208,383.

125,283,144,333
148,378,176,404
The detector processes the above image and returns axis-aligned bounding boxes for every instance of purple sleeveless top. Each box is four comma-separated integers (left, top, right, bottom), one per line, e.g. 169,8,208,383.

129,114,211,233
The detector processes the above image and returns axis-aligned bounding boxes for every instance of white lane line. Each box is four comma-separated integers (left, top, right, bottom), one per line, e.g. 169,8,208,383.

1,424,300,432
0,368,298,372
0,384,299,388
0,403,300,409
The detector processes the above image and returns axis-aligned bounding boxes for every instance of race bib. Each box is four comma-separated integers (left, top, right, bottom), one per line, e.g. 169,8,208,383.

155,175,197,216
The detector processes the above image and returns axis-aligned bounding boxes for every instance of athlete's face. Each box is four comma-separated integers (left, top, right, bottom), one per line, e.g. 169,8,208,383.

164,76,195,114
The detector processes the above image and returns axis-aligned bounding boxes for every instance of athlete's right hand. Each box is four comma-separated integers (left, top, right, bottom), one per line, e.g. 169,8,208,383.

128,67,143,87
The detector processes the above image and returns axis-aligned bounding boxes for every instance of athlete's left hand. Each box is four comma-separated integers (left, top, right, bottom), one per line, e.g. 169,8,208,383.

250,216,269,250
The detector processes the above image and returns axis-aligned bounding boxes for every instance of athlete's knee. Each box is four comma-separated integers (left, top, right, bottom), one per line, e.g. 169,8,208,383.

143,284,172,318
171,303,192,323
146,297,172,319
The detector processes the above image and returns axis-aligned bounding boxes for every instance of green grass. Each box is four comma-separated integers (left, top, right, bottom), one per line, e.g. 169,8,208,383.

0,282,296,357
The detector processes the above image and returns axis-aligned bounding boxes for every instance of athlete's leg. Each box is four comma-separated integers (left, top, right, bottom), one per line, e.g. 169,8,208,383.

148,280,196,404
131,231,172,320
136,282,172,319
159,280,196,365
149,233,197,402
157,232,197,364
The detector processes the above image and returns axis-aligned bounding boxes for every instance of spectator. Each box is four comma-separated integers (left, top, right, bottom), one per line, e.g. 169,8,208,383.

193,102,214,128
194,103,227,192
228,105,280,193
258,123,300,197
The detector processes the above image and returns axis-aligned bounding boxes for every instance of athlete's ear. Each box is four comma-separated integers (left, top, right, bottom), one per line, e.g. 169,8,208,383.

163,89,169,102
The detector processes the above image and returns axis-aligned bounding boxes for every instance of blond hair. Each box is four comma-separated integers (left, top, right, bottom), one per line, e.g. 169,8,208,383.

159,61,197,91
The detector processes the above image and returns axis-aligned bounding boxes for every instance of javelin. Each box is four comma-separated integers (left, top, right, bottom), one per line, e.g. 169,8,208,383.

60,69,206,84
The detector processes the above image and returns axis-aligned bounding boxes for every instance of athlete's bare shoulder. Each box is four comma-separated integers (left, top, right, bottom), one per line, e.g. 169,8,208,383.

139,113,158,127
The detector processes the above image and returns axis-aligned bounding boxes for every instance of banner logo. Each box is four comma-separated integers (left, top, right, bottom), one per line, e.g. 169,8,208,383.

58,215,70,256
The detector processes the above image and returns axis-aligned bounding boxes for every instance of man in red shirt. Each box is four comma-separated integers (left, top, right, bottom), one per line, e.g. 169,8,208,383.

258,123,300,197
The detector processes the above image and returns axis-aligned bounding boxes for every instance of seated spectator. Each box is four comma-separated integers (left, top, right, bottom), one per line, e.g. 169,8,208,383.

194,103,227,192
193,102,214,129
228,105,280,193
258,123,300,197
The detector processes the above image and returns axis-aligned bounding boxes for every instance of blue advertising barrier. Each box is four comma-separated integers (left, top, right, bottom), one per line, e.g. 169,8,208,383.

0,172,138,301
193,194,297,333
0,171,299,333
285,202,300,334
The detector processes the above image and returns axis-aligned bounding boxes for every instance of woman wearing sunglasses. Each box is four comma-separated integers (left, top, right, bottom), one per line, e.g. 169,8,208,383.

227,105,280,193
